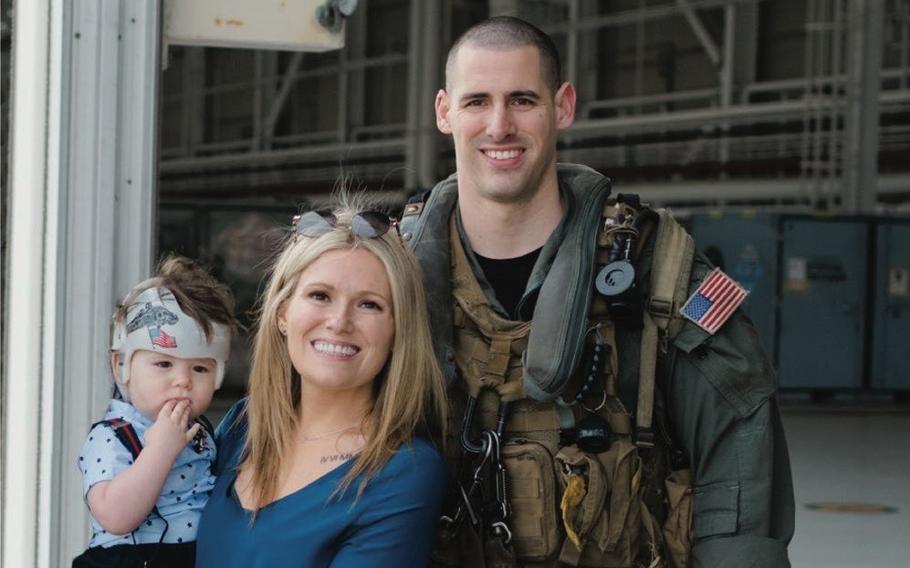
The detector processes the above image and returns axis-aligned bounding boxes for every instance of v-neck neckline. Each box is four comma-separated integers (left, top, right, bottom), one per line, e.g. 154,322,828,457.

227,456,357,514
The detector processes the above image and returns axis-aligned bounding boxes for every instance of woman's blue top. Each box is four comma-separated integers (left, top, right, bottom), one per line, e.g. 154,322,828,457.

196,399,447,568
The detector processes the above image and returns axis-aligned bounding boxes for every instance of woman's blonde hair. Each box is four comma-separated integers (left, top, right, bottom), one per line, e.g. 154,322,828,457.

240,204,446,511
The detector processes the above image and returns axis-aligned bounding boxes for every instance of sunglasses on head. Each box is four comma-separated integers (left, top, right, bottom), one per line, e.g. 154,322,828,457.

292,209,399,240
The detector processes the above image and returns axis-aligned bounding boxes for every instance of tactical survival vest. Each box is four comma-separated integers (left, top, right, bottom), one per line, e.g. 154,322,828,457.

402,165,695,568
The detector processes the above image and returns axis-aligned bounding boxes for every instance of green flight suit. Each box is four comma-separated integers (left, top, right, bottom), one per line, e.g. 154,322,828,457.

620,222,795,567
405,163,794,567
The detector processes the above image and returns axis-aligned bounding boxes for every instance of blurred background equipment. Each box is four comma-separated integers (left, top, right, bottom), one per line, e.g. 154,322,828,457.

692,212,910,396
871,217,910,393
692,214,870,393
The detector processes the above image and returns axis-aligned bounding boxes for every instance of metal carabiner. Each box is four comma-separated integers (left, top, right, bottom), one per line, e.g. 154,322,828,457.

494,401,511,437
472,433,493,481
461,395,485,454
464,392,513,452
441,480,481,532
490,521,513,545
489,434,511,522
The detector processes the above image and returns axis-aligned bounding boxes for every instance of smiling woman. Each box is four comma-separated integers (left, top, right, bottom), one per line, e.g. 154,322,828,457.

280,248,395,400
195,203,448,568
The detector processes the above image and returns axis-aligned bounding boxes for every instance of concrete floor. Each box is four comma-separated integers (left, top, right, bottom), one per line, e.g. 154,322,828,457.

208,395,910,566
783,405,910,568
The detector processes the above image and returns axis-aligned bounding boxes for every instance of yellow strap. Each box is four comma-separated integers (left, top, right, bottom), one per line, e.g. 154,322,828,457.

560,474,587,549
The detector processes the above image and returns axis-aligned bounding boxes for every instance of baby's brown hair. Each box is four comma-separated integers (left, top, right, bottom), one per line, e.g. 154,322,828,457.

112,254,239,342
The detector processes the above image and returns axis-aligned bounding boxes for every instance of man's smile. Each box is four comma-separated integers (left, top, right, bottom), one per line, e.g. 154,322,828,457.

480,147,526,166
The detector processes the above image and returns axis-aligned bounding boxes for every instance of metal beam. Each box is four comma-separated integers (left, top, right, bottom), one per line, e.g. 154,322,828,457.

405,0,423,190
158,83,910,176
719,4,736,166
720,5,735,107
345,4,368,144
541,0,756,35
337,40,349,143
252,51,264,150
842,0,884,213
182,48,205,156
160,138,406,173
417,0,442,189
570,99,841,137
676,0,721,66
900,0,910,90
263,52,304,142
629,173,910,205
732,0,759,92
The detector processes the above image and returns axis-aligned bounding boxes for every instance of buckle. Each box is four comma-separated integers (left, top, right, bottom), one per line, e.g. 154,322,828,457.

647,297,673,317
635,427,656,449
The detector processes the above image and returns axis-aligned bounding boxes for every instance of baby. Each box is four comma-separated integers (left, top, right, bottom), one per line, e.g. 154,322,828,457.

73,256,237,568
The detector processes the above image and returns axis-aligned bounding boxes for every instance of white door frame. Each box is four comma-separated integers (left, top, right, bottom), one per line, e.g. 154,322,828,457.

3,1,159,565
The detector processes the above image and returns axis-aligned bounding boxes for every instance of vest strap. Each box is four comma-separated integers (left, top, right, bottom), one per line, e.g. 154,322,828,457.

648,209,695,342
636,312,658,448
637,209,695,447
101,418,143,460
450,212,530,404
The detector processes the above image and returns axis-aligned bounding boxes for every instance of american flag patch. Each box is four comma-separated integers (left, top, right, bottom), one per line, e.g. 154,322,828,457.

149,327,177,349
679,268,748,334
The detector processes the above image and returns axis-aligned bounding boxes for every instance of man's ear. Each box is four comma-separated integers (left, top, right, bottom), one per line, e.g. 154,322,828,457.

554,81,577,130
435,89,452,134
111,351,124,383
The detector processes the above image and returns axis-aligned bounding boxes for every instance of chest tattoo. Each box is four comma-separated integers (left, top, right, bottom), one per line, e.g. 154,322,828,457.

319,452,354,465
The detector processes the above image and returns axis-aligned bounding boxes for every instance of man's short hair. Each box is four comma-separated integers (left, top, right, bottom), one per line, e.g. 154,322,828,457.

445,16,562,94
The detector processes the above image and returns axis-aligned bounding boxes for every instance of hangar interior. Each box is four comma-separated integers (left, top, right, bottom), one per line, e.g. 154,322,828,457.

2,2,910,567
148,0,910,397
155,0,910,211
150,5,910,565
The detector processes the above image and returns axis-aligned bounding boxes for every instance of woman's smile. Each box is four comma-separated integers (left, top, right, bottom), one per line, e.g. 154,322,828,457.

279,248,395,396
311,339,360,358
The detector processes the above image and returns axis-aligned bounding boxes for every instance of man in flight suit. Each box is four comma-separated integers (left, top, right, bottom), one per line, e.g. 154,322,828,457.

404,16,794,567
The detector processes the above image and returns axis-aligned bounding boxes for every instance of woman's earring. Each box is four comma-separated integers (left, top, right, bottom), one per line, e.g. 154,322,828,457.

278,322,287,335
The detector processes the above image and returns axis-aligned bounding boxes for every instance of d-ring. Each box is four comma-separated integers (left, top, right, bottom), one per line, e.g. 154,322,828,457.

581,390,607,413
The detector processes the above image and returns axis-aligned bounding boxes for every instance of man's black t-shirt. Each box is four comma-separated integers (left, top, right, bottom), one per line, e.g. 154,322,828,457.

474,247,542,319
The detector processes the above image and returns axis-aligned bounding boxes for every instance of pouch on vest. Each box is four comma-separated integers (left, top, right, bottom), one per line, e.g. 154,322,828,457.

662,469,693,568
500,439,561,562
555,440,663,568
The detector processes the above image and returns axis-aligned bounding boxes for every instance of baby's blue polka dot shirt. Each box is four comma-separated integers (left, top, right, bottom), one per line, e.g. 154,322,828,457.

78,399,216,548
